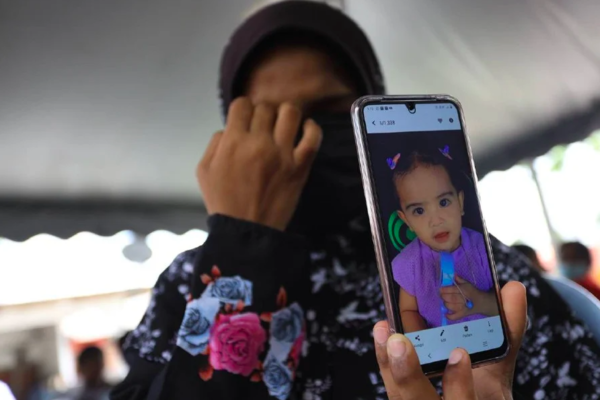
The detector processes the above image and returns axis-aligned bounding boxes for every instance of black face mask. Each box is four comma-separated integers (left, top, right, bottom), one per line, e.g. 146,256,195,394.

287,112,367,236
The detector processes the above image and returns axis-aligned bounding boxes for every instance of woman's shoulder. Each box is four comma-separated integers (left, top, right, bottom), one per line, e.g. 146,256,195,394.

161,246,202,284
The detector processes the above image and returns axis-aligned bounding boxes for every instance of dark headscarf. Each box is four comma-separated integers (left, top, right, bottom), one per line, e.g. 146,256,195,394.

218,1,386,236
218,0,385,119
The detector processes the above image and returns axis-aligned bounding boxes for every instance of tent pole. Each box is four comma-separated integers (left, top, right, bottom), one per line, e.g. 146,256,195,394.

527,160,560,253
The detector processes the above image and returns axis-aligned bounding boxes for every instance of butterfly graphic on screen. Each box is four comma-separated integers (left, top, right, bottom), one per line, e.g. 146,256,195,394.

439,145,452,160
386,153,401,170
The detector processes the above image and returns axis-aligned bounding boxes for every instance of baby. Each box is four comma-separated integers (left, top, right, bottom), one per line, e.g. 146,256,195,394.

390,148,498,333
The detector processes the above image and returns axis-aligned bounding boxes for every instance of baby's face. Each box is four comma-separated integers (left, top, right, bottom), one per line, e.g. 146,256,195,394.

396,164,464,252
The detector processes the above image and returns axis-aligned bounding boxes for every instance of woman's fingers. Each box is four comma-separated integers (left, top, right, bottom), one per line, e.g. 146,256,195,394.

374,322,434,400
372,283,522,400
386,334,439,400
442,348,477,400
500,282,527,363
274,103,302,149
373,321,391,371
250,103,276,134
373,322,478,400
293,118,322,170
199,131,223,170
226,97,253,133
373,323,439,400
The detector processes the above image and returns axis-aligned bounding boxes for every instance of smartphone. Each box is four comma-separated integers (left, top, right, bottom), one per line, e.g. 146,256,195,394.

351,95,509,375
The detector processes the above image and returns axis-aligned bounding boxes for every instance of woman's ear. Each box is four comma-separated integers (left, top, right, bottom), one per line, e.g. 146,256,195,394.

458,190,465,216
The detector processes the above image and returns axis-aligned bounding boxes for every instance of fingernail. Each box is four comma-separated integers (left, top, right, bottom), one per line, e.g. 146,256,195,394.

373,327,389,345
448,348,463,365
388,336,407,359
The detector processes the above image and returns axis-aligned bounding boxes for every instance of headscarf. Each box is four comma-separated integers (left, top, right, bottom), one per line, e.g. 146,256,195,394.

218,0,385,118
218,1,386,236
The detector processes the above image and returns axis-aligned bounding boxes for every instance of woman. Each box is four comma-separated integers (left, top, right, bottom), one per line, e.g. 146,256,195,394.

112,2,600,399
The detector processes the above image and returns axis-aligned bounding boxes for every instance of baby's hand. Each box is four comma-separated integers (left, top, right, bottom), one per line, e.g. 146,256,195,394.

440,276,497,320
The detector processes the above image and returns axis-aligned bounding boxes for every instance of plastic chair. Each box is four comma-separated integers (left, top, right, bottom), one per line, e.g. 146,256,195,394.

544,274,600,345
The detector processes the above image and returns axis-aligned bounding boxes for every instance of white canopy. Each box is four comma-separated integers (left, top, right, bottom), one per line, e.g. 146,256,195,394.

1,0,599,239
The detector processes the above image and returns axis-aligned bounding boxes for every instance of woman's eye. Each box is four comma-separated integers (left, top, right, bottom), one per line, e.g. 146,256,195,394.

413,207,425,216
440,198,451,207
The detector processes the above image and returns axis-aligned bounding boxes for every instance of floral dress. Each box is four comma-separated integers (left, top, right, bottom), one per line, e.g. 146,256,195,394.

111,215,600,400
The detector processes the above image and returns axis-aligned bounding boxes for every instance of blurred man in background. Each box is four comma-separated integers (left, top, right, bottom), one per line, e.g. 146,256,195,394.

559,241,600,299
513,244,544,273
57,346,111,400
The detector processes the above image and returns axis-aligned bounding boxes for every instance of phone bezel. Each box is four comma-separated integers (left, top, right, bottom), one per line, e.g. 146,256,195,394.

351,94,510,376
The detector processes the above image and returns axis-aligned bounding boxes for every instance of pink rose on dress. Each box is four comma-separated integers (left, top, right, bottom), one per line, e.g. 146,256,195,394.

209,313,266,376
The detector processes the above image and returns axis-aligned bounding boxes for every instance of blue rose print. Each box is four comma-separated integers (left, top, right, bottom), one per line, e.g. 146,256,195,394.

271,303,303,342
202,276,253,306
176,297,220,356
268,303,304,362
262,353,292,400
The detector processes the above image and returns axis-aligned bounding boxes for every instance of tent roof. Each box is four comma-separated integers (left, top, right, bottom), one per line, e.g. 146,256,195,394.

1,0,599,239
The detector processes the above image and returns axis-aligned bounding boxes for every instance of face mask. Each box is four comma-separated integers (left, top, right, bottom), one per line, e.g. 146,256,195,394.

558,263,589,280
287,112,366,236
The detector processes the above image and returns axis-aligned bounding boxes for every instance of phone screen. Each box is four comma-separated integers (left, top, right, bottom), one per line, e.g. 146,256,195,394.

359,100,507,370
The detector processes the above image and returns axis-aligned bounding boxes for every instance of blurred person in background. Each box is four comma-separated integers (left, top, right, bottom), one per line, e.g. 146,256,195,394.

57,346,111,400
112,2,600,399
559,241,600,299
513,244,545,273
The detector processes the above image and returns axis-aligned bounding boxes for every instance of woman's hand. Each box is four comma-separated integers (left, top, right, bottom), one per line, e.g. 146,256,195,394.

373,281,527,400
440,276,498,320
197,98,322,231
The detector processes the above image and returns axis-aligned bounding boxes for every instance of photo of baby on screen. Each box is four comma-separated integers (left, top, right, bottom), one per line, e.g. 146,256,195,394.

389,146,499,333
